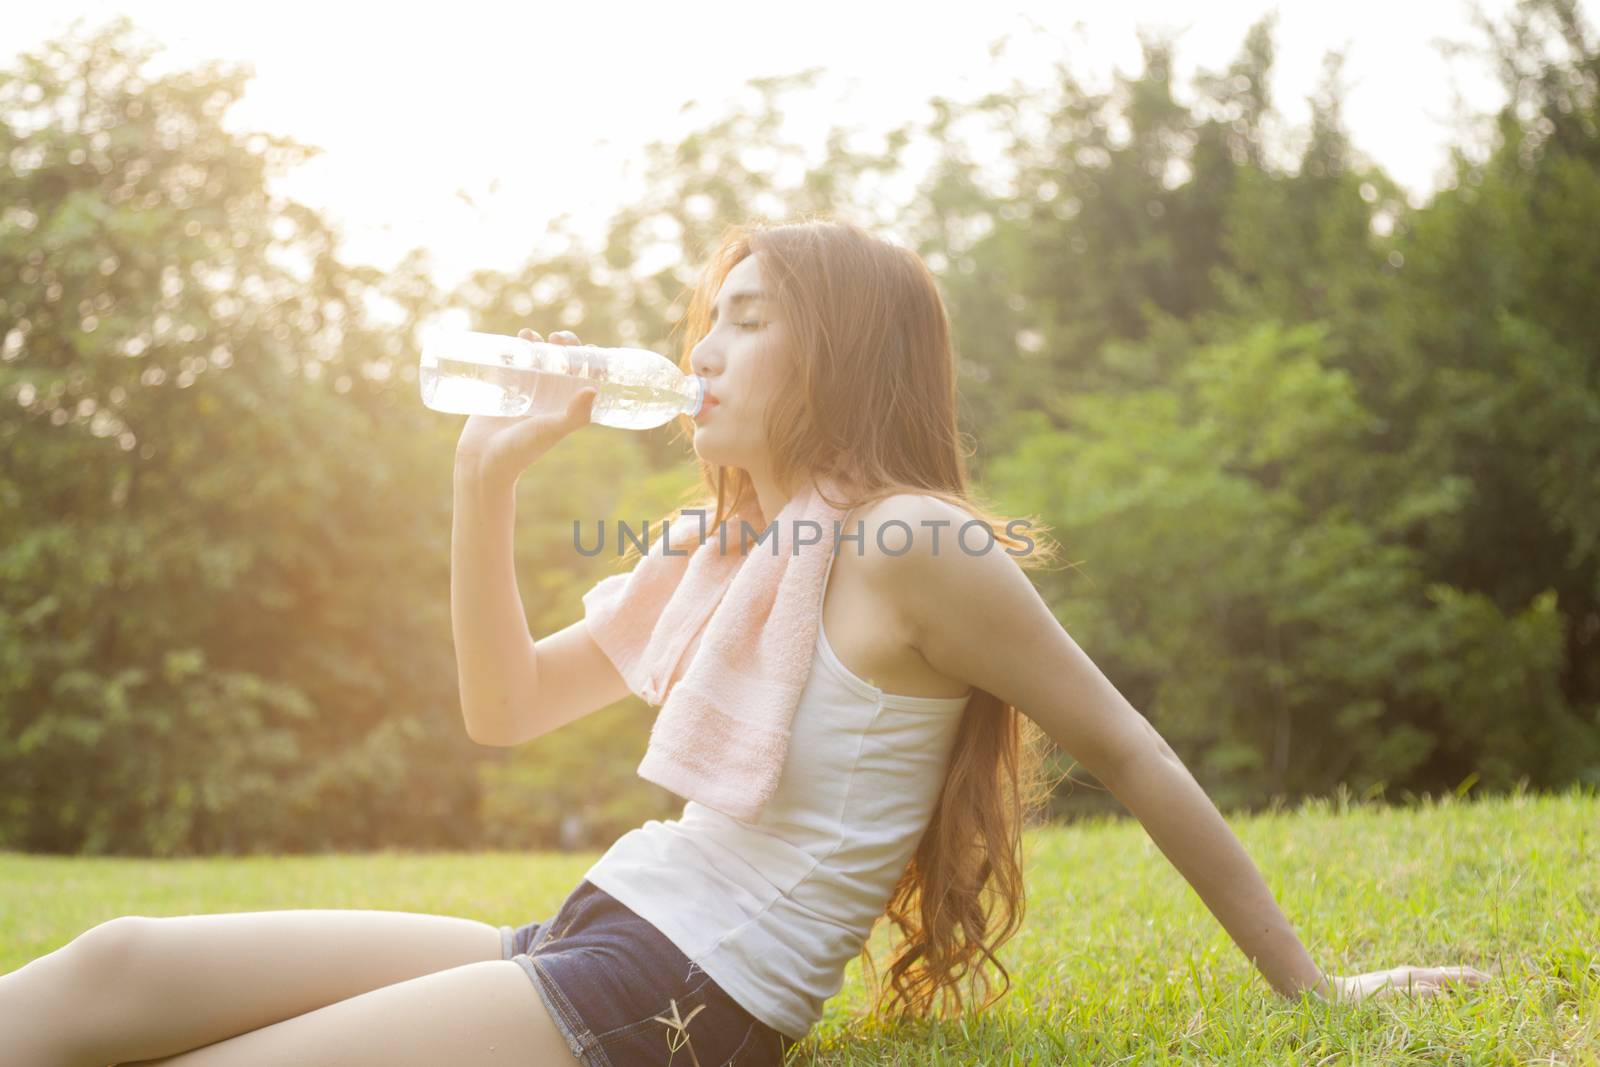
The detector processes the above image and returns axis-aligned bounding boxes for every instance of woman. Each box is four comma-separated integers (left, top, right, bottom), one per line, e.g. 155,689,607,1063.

1,218,1487,1066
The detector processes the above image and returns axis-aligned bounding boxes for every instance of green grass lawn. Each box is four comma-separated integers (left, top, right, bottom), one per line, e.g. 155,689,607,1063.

3,786,1596,1064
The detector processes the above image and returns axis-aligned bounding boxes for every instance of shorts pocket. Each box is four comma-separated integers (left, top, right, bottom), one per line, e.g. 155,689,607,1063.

689,975,794,1067
718,998,794,1066
595,973,765,1067
722,1016,776,1066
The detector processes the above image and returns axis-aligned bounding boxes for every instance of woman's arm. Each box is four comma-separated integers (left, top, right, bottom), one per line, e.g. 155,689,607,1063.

451,463,542,745
1093,744,1329,997
871,494,1485,1002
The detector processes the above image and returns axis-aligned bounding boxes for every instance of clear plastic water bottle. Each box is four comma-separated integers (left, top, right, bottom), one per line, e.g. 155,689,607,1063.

419,330,706,430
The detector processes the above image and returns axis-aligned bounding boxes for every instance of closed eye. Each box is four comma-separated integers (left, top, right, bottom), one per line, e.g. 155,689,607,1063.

735,321,764,331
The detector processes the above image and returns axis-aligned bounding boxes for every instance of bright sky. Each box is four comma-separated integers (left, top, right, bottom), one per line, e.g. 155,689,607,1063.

9,1,1524,293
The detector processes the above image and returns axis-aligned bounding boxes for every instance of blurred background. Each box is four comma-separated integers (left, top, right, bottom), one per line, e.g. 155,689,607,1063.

2,0,1596,858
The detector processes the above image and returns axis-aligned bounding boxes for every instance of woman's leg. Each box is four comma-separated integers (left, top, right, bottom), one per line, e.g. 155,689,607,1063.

0,908,539,1067
113,959,582,1066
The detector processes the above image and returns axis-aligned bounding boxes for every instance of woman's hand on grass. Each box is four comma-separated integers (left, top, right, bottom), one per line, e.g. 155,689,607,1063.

1322,964,1492,1002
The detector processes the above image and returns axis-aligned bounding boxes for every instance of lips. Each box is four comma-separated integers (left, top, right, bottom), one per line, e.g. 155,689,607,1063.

696,393,720,419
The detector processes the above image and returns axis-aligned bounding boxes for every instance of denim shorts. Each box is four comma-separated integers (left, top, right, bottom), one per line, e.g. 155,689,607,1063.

500,878,798,1066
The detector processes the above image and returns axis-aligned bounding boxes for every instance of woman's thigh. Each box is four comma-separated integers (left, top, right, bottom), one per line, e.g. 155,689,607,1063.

79,909,503,1064
115,959,579,1066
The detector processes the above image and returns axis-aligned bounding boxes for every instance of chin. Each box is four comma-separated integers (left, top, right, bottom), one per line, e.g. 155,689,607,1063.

692,434,753,471
690,433,732,466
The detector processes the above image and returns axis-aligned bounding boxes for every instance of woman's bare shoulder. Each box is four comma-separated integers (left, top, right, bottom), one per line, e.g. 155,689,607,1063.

842,492,985,608
847,493,979,551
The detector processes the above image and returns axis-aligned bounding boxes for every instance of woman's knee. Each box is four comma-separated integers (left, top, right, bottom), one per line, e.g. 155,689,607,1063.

0,917,154,1065
62,915,154,983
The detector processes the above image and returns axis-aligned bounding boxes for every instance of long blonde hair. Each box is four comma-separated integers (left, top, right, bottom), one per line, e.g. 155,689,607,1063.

639,215,1063,1026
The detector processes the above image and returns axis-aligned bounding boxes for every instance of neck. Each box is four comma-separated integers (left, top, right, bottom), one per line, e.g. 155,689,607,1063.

746,465,791,528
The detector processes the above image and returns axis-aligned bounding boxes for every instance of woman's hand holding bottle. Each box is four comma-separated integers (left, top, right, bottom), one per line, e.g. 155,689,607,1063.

453,328,598,488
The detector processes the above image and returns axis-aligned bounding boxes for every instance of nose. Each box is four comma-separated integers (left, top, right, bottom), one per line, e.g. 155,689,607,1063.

689,335,725,379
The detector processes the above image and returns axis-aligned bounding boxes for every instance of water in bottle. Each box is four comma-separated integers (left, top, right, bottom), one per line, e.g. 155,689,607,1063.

419,330,706,430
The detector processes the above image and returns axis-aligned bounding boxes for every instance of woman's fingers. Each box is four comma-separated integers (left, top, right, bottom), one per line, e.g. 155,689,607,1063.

1428,965,1492,988
1387,965,1491,998
517,328,581,345
1329,964,1493,1004
1403,965,1489,985
566,386,599,425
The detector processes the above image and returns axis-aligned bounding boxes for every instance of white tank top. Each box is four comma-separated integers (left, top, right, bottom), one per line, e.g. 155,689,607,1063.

581,543,973,1041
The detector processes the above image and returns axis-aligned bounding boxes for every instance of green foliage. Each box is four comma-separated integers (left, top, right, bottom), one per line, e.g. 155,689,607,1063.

990,318,1594,810
3,2,1599,854
0,17,687,856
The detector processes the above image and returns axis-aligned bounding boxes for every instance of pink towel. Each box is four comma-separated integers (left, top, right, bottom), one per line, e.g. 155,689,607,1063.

581,474,855,822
